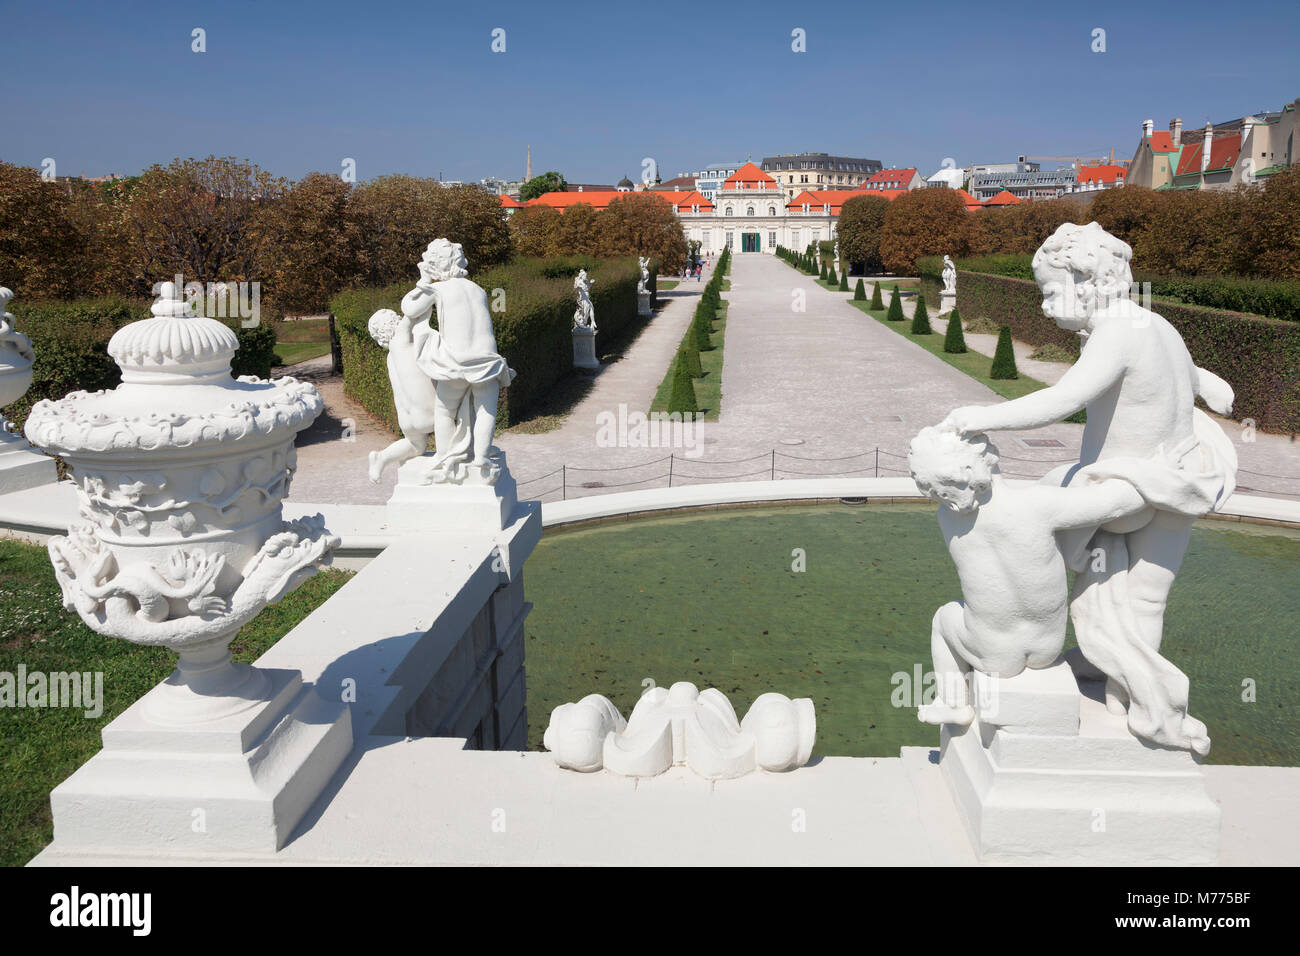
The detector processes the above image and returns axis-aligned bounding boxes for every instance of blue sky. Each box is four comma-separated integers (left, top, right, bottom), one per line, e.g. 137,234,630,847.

2,0,1297,183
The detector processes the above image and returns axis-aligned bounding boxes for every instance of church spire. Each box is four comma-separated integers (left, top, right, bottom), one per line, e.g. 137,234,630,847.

526,145,532,182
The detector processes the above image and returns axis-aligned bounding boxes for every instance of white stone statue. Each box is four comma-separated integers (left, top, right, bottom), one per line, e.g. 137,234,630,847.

941,254,957,296
368,239,515,486
0,286,35,429
544,681,815,779
637,256,650,295
936,222,1238,755
573,268,596,331
908,427,1150,725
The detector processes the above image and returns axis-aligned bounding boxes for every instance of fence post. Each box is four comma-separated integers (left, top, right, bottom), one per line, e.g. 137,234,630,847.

770,449,775,481
562,464,566,500
328,313,343,374
875,447,879,477
668,454,674,488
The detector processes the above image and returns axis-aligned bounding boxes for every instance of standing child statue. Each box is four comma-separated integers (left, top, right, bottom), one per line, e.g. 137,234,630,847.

573,268,596,330
367,239,515,485
941,255,957,296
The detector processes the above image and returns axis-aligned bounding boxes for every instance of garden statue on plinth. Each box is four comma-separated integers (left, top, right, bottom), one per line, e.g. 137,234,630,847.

572,267,600,370
368,238,520,531
913,222,1238,864
0,286,57,492
637,256,652,317
940,254,957,313
23,281,349,852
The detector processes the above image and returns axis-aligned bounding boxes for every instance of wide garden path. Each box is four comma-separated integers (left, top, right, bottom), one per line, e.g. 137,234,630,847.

287,254,1299,505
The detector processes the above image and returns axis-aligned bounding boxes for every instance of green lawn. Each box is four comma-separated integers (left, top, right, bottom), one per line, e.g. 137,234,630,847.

273,341,332,366
0,539,354,866
650,301,728,420
524,504,1300,766
657,280,679,291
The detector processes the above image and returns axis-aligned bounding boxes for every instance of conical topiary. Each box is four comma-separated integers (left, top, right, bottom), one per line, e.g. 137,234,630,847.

827,265,838,285
910,294,932,335
870,283,884,310
839,269,849,291
886,286,904,321
819,261,828,280
853,278,866,300
684,340,703,377
990,326,1019,379
667,353,699,413
943,308,968,354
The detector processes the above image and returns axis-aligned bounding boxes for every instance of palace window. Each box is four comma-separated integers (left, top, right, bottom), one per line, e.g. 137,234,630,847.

768,205,776,215
746,206,754,216
724,205,733,216
725,232,734,249
768,231,776,247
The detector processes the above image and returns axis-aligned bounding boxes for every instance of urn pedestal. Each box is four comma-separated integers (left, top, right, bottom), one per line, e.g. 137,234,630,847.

939,292,956,315
938,659,1220,865
0,288,57,493
572,327,600,370
638,291,652,317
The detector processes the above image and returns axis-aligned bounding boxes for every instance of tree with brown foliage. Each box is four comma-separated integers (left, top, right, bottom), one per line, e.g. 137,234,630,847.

836,194,890,273
0,162,82,298
594,192,687,273
508,204,562,257
879,188,971,274
257,172,356,317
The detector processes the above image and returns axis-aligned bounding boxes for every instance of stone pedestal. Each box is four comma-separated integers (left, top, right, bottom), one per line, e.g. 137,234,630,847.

638,291,652,317
49,669,352,852
0,431,57,494
939,658,1220,865
572,326,599,370
939,292,956,315
387,449,519,533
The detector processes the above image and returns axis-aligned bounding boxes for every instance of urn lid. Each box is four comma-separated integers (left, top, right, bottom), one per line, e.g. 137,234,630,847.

107,282,240,384
24,282,322,457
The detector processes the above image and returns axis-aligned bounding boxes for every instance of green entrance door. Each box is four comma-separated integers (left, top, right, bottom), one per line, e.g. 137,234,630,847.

742,232,760,252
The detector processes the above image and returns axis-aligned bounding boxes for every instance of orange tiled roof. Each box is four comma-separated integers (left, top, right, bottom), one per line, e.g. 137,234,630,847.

1174,135,1241,177
983,190,1022,206
1077,164,1127,185
1148,131,1179,152
721,162,778,189
789,189,906,213
525,190,643,210
952,188,983,210
661,190,716,211
498,194,524,207
864,167,918,187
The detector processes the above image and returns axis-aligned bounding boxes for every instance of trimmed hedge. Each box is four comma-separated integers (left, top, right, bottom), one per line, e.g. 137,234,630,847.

956,270,1300,432
332,256,643,433
886,286,904,321
853,278,866,301
990,326,1018,379
910,294,932,335
4,296,276,432
943,307,968,353
919,253,1300,323
870,283,884,310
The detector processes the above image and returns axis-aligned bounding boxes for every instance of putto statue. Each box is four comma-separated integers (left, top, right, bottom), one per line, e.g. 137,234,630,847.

0,286,36,431
368,239,515,485
932,221,1237,755
573,268,597,330
941,255,957,296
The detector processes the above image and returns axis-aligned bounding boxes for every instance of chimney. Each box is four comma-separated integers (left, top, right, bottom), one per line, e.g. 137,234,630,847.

1170,117,1183,146
1241,115,1256,149
1201,123,1213,172
1143,118,1154,138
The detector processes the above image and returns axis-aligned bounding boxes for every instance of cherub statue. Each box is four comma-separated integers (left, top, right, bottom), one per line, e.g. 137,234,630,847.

637,257,650,295
940,222,1236,753
906,427,1200,737
367,239,515,485
573,268,596,330
941,255,957,296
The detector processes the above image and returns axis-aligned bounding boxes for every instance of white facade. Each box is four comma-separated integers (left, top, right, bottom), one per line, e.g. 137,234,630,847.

672,170,837,256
